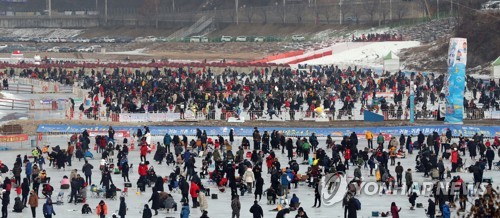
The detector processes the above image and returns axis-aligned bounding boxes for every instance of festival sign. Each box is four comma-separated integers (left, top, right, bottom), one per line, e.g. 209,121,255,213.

444,38,467,124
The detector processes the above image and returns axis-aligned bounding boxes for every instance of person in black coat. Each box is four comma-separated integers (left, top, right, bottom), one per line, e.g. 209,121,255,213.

485,147,495,170
249,201,263,218
148,187,160,215
286,139,294,161
343,193,357,218
467,140,477,160
276,208,290,218
21,178,29,207
100,170,113,191
1,190,9,218
179,177,189,204
427,199,436,218
118,197,127,218
153,176,164,192
153,143,166,165
254,177,264,201
142,204,152,218
121,161,130,182
229,129,234,144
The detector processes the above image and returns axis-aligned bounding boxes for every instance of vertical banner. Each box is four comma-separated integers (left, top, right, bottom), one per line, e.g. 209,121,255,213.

444,38,467,124
409,81,415,123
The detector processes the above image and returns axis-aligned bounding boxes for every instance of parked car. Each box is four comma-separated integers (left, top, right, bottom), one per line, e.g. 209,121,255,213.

40,38,50,43
58,47,74,52
221,36,232,42
190,36,201,43
143,36,157,42
156,37,168,42
59,38,68,43
103,37,115,43
18,37,31,42
482,0,500,9
254,36,265,42
48,37,60,43
291,35,305,42
235,36,247,42
115,37,133,43
47,46,60,52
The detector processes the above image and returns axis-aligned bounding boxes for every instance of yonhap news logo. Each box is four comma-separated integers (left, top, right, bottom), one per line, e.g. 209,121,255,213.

321,172,348,207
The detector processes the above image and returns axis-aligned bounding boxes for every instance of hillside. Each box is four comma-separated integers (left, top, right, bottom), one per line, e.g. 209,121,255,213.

401,11,500,74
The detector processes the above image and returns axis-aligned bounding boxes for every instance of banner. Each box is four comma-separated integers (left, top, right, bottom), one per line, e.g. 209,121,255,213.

444,38,467,124
87,130,130,138
119,112,194,122
36,124,500,138
0,134,29,142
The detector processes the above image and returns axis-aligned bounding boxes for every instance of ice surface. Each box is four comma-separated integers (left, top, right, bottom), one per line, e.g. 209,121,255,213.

0,135,496,218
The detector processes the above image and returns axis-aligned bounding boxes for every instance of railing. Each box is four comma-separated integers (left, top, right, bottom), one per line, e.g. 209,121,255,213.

0,98,30,110
7,77,74,94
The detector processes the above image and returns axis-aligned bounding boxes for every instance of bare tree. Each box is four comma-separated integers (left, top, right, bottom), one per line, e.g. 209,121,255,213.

138,0,160,27
292,4,306,23
380,1,390,24
258,7,268,24
395,1,407,20
319,4,332,24
363,0,379,24
243,6,256,23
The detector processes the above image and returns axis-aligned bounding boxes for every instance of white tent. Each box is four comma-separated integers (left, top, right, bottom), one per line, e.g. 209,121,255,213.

383,51,400,73
492,56,500,79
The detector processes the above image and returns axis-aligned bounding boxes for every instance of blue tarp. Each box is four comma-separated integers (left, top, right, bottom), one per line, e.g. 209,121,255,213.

37,124,500,138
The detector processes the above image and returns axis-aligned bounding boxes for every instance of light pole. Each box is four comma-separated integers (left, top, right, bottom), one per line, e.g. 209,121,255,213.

339,0,342,25
437,0,439,19
283,0,286,24
390,0,392,20
47,0,51,17
172,0,175,12
105,0,108,24
236,0,239,25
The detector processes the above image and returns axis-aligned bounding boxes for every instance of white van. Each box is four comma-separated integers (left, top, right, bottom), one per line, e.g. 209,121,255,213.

221,36,232,42
190,36,201,42
235,36,247,42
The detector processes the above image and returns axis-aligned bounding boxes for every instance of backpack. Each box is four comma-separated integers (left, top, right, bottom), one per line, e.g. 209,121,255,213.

353,198,361,210
82,204,92,214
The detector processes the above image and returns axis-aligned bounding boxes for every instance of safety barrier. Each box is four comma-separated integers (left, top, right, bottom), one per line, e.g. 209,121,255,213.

251,50,305,63
7,77,73,94
0,98,30,110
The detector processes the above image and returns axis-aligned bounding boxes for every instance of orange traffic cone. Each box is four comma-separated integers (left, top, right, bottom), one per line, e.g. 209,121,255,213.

130,143,135,151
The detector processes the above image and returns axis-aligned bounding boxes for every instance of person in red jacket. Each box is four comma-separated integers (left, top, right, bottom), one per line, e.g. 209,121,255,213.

138,162,148,177
189,181,200,208
451,148,459,172
344,148,351,170
140,142,148,162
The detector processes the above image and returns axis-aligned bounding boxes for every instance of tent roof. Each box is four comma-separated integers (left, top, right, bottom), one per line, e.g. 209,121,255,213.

493,56,500,66
12,50,23,55
384,51,399,60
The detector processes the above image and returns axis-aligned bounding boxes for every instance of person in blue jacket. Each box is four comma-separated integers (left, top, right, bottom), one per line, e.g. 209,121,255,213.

180,202,190,218
290,194,300,209
25,161,32,183
442,202,450,218
163,133,172,153
43,198,56,218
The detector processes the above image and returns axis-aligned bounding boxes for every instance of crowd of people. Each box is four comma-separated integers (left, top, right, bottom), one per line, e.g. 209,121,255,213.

351,33,403,42
0,124,498,218
8,64,500,122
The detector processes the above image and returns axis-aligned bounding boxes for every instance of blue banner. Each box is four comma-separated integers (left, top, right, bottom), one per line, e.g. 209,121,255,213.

445,38,467,124
37,124,500,138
